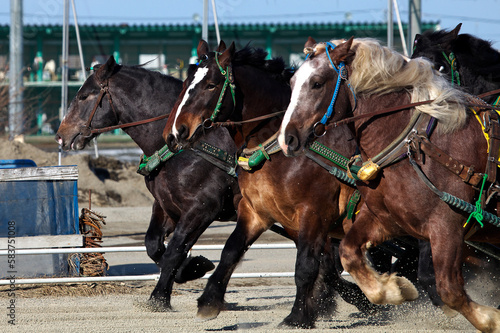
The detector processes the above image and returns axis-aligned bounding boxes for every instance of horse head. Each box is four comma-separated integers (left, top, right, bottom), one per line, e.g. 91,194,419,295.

164,39,235,152
412,23,462,75
278,36,355,156
55,55,120,150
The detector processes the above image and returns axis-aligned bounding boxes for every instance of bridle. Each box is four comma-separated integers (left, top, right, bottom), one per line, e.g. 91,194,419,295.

311,42,356,137
79,79,169,137
201,52,236,129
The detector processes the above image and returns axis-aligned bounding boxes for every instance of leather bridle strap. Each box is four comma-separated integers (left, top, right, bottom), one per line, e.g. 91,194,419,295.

326,87,500,131
81,81,170,135
328,99,435,129
80,85,108,137
91,113,170,134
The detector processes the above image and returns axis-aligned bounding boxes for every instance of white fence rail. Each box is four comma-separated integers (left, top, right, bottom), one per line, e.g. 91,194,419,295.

0,243,302,285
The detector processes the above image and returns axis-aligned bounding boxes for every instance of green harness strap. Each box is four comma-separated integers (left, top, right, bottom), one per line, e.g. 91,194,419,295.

308,141,361,179
137,144,178,176
442,51,461,86
137,141,237,177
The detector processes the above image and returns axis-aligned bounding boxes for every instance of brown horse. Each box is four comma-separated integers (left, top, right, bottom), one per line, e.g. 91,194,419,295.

55,56,240,311
163,40,377,328
278,37,500,332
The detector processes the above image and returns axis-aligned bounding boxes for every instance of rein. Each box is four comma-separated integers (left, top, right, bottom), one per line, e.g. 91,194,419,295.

81,80,170,136
211,110,285,127
325,88,500,131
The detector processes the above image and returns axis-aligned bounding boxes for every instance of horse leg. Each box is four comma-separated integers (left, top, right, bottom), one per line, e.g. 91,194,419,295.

415,239,449,311
144,201,172,264
197,203,267,321
314,239,379,317
429,231,500,332
281,213,327,328
339,210,419,305
147,209,215,311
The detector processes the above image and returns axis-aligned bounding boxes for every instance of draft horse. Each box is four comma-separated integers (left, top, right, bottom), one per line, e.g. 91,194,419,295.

412,22,500,308
279,37,500,332
55,56,240,310
164,40,377,328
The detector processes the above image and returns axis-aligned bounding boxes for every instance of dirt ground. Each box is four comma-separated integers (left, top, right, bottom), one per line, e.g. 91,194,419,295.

0,279,477,333
0,138,497,332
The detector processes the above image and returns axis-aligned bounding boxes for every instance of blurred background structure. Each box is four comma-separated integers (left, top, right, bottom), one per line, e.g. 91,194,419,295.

1,0,498,139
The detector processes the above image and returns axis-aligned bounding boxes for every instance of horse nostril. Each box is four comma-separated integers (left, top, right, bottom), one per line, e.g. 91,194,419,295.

178,124,189,140
166,133,179,152
54,133,63,145
286,134,299,152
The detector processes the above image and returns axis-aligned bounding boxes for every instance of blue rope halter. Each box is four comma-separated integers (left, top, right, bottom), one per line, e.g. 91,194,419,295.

311,42,355,137
320,42,348,124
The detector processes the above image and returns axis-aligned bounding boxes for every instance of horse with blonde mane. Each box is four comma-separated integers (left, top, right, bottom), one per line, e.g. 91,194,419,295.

279,36,500,332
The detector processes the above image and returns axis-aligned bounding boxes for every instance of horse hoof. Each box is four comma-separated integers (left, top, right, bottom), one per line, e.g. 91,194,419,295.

196,305,220,321
441,305,459,318
135,298,173,312
175,256,215,284
396,275,419,302
279,316,314,329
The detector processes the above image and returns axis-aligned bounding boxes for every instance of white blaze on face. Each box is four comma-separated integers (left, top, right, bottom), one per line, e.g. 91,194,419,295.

172,67,209,137
278,61,315,149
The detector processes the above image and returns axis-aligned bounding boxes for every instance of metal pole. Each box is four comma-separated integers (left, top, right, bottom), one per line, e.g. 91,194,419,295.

211,0,221,45
70,0,99,157
8,0,23,140
408,0,421,55
392,0,408,56
59,0,69,165
70,0,85,81
387,0,393,49
60,0,69,122
202,0,208,42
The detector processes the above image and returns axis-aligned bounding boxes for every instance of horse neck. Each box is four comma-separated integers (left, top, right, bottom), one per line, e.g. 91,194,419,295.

453,43,500,99
352,92,412,159
109,71,182,156
233,65,291,148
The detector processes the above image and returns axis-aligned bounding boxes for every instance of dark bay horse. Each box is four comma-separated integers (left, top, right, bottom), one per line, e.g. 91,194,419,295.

412,23,500,309
163,40,377,328
55,56,240,310
413,23,500,104
278,37,500,332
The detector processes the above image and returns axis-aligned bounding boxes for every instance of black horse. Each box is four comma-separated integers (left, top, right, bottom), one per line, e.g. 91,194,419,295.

56,56,240,310
413,23,500,104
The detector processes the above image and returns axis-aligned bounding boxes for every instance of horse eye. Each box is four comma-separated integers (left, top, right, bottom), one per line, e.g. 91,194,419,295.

312,82,323,89
78,94,88,100
206,83,217,90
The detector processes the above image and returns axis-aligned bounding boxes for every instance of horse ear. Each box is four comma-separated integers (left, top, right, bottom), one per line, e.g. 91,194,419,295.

439,23,461,51
218,42,235,68
94,55,116,83
197,39,210,59
450,23,462,38
331,37,354,64
216,40,227,53
304,36,316,49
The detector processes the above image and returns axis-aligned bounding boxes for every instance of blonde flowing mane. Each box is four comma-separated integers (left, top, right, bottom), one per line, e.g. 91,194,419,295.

305,38,467,133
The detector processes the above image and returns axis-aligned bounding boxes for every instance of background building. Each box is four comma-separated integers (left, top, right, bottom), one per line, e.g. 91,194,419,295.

0,21,438,136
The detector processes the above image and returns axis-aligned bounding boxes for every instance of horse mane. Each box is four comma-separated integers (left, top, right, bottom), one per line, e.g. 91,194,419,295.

233,45,294,83
308,38,467,133
452,34,500,79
